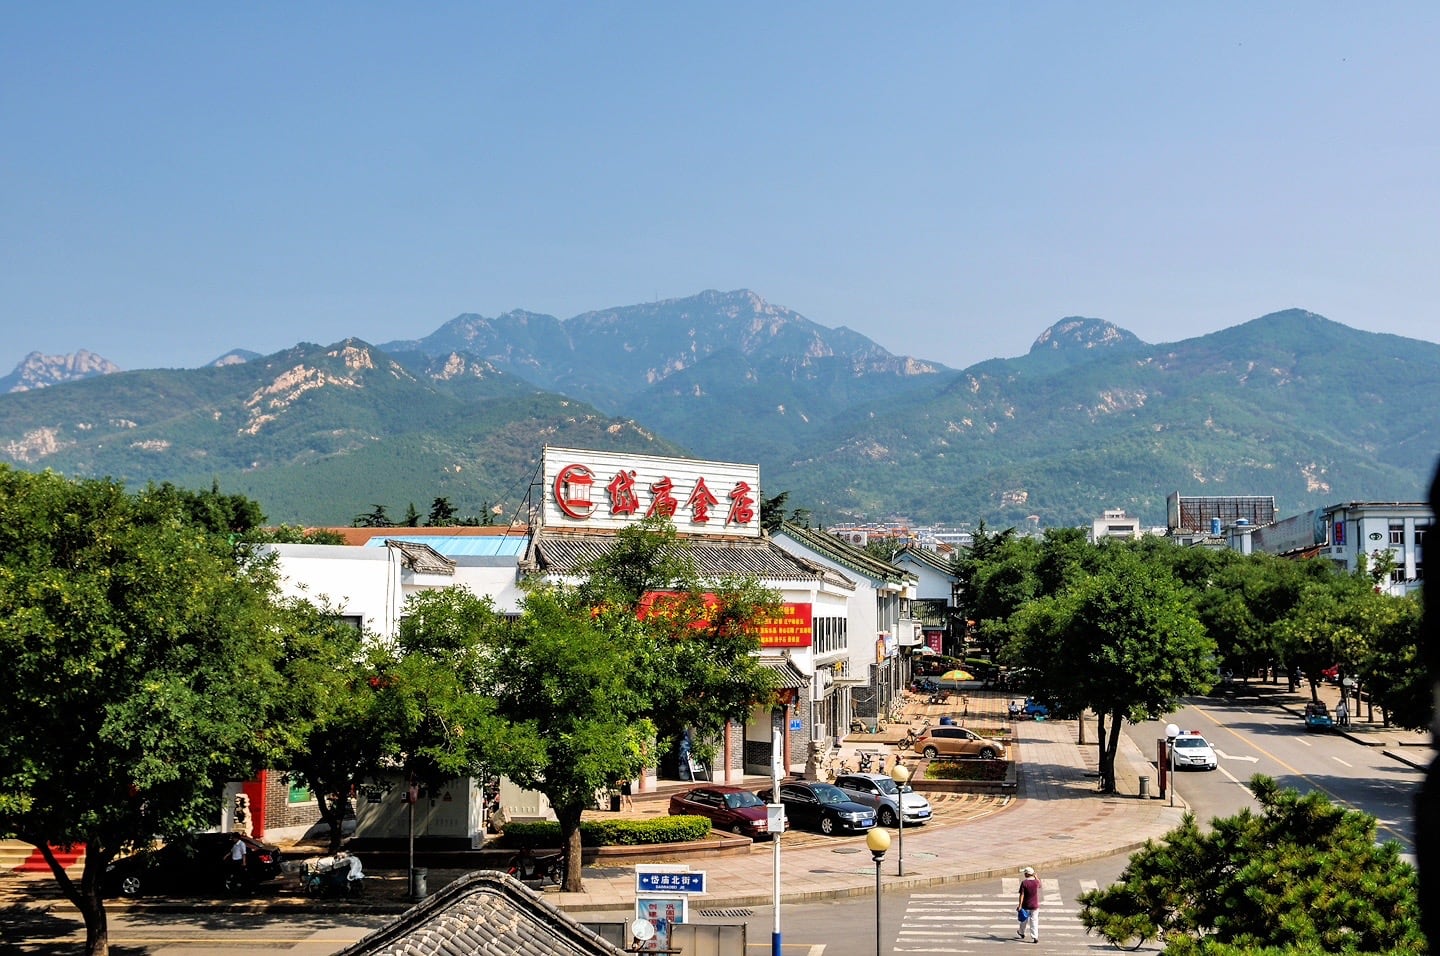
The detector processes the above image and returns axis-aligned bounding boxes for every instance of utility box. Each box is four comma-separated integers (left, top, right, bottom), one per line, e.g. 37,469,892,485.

354,774,486,848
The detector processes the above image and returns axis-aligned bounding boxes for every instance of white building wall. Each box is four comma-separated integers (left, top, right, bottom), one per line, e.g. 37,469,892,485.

261,544,403,637
770,532,882,686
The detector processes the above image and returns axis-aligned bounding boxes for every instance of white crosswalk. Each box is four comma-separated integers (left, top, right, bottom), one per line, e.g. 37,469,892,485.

891,879,1161,953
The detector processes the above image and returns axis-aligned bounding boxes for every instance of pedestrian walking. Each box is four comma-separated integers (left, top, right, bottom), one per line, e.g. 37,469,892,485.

1336,697,1350,728
1016,865,1041,943
619,778,635,810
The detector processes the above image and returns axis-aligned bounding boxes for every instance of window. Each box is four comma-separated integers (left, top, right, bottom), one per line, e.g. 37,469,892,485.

1389,522,1405,545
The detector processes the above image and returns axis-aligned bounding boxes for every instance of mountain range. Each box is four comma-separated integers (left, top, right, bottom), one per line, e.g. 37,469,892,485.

2,289,1437,529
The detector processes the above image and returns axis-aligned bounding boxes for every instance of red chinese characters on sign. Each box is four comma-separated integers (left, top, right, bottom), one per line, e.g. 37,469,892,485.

726,481,755,527
646,476,679,518
756,603,813,648
553,464,596,519
554,460,757,530
686,477,718,523
606,469,640,516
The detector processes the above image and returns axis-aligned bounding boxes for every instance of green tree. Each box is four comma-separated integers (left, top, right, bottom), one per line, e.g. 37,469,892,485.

1358,592,1426,729
379,589,506,793
477,517,778,892
1009,547,1213,792
242,524,346,545
353,503,393,528
426,496,458,527
146,479,267,536
1079,775,1421,954
266,601,385,855
477,583,654,892
0,467,288,956
402,502,421,527
1275,571,1384,701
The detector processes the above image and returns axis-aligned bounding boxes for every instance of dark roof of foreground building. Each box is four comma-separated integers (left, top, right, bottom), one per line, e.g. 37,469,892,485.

333,870,626,956
527,529,854,589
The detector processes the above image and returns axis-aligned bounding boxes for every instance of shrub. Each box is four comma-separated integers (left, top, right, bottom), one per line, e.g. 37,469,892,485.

499,815,712,848
924,759,1011,782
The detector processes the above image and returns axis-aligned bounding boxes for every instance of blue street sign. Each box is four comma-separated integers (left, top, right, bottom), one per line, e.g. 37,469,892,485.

636,870,706,894
789,717,803,731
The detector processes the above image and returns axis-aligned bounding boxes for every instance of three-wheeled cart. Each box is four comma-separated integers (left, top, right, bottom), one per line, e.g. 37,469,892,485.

289,852,365,897
1303,701,1334,732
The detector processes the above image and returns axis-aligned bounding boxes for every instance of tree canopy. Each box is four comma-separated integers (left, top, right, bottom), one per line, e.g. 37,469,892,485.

1079,775,1421,954
0,467,294,956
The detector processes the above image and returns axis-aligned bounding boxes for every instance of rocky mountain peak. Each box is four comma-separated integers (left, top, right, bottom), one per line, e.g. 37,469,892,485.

1030,317,1144,354
0,349,121,393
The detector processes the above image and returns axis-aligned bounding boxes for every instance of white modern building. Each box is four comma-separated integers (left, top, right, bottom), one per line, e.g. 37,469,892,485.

1090,508,1142,543
1250,501,1430,597
771,522,920,733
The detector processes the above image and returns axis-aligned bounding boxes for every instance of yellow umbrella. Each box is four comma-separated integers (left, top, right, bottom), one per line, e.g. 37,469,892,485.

940,669,975,681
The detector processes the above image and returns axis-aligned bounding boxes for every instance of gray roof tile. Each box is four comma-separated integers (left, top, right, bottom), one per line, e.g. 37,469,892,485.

334,870,626,956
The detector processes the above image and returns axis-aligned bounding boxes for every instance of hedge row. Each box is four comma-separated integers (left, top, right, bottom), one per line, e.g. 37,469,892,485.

924,759,1011,782
499,815,713,848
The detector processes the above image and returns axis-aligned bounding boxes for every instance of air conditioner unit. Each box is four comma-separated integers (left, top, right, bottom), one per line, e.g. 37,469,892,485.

812,723,827,741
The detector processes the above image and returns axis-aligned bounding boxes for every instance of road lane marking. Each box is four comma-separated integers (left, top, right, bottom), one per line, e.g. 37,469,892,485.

1185,702,1412,846
1332,756,1353,768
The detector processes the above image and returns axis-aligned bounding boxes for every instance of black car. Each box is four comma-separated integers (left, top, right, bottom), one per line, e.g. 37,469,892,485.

104,832,284,898
755,781,876,835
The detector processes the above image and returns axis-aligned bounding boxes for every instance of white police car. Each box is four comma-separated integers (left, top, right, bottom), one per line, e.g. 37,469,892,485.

1170,731,1218,771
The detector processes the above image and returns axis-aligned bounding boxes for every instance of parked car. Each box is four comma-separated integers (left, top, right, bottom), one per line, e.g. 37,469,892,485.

104,832,284,898
833,772,932,827
755,781,877,835
912,726,1005,760
1322,664,1341,684
667,785,783,839
1168,731,1219,770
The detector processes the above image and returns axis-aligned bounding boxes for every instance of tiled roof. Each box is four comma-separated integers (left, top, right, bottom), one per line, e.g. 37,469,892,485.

529,531,853,588
334,870,625,956
385,540,456,575
777,522,918,587
897,544,957,576
761,657,810,689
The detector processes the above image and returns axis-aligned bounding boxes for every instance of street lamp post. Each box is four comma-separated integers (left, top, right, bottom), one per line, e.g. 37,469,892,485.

1165,723,1180,808
890,760,910,876
866,828,891,956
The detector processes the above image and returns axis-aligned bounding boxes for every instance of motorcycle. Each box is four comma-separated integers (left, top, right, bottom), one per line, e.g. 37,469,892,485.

506,846,565,886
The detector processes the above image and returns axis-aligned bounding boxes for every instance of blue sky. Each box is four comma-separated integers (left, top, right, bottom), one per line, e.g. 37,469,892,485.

3,4,1438,375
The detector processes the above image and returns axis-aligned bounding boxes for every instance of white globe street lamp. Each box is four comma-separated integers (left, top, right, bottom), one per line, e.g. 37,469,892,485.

866,827,892,956
890,760,911,876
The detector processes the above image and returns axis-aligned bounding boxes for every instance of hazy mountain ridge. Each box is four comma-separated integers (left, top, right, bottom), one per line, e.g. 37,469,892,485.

2,298,1436,528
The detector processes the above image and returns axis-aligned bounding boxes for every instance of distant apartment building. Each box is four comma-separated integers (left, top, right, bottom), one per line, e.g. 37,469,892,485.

1090,508,1142,543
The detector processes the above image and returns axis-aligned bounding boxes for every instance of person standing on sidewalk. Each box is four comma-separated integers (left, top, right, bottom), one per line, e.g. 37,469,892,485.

1016,866,1041,942
1336,697,1350,728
